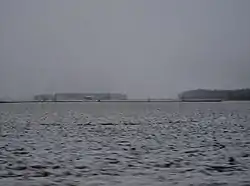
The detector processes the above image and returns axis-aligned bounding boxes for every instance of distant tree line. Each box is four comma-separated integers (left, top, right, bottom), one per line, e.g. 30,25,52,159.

179,89,250,101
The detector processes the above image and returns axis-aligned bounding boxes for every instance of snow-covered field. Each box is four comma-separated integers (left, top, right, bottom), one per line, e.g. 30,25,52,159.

0,102,250,186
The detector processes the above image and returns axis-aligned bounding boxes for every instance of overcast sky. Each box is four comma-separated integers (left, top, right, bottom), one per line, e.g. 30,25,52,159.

1,0,250,99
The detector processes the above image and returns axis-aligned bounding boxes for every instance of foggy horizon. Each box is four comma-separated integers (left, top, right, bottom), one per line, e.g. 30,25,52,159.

1,0,250,99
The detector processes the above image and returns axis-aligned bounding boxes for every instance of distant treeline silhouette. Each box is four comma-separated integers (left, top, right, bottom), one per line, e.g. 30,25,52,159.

179,89,250,101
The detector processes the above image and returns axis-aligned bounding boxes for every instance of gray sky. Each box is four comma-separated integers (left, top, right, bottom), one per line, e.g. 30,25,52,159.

1,0,250,99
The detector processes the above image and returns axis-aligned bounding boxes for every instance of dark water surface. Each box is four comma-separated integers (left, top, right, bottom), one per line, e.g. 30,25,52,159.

1,102,250,186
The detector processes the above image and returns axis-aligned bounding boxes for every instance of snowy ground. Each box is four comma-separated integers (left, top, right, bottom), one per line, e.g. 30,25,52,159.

0,102,250,186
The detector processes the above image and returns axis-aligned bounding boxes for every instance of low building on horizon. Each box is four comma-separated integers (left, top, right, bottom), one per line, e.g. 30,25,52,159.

34,93,127,101
34,94,56,101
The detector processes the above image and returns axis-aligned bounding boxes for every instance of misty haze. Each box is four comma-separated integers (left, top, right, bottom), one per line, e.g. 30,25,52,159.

1,0,250,99
1,0,250,186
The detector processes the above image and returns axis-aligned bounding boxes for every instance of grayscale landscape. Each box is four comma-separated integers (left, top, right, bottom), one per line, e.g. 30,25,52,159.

1,0,250,185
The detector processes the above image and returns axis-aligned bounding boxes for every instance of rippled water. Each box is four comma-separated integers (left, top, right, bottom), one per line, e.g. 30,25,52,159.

1,102,250,186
